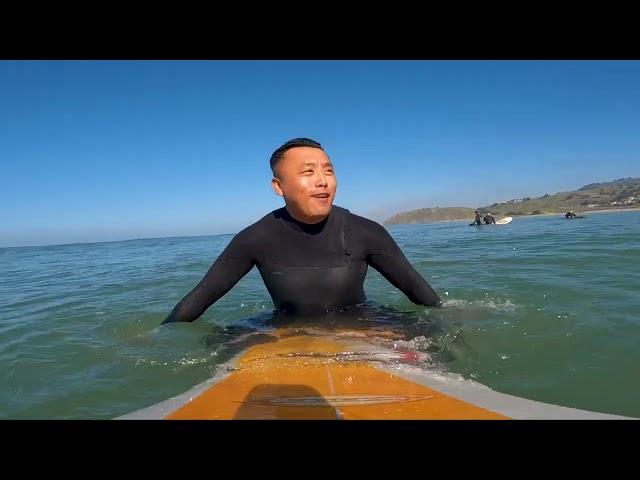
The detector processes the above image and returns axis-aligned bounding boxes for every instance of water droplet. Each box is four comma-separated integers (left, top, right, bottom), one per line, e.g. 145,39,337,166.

500,354,509,360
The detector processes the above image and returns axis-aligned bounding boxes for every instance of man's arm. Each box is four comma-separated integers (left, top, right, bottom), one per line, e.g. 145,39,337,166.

161,233,255,324
362,220,442,307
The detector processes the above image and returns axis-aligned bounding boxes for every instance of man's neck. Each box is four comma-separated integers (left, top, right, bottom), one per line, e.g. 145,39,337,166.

281,206,331,235
284,205,330,225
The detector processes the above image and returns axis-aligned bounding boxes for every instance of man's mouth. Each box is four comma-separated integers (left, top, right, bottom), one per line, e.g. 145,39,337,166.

311,193,330,198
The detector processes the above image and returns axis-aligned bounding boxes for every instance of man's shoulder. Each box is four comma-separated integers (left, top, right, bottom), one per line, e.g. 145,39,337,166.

232,209,281,241
339,207,388,234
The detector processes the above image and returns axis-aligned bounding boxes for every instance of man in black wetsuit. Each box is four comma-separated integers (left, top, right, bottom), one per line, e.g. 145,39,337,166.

483,212,496,224
162,138,442,324
473,211,482,225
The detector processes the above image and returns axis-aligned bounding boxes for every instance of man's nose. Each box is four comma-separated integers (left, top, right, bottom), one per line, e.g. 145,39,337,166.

315,171,328,187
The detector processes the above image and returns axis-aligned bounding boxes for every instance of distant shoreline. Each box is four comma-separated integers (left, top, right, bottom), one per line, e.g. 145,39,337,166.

567,207,640,215
386,206,640,227
513,207,640,218
5,207,640,249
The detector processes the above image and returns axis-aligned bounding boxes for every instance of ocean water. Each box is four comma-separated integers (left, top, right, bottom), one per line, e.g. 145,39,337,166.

1,210,639,419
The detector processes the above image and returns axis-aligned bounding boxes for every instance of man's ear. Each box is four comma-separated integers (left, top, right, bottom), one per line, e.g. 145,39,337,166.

271,177,283,197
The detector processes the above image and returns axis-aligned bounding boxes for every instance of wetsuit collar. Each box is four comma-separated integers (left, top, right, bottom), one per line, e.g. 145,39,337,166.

278,207,331,235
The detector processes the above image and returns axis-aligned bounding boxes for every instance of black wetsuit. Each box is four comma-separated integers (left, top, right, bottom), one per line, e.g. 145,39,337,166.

484,215,496,224
163,206,442,322
474,214,482,225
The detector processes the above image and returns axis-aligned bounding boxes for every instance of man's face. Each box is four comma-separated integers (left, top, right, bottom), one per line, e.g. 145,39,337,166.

271,146,337,223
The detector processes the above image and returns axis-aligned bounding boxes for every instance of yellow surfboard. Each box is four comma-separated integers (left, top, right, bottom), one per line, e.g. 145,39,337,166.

119,327,630,420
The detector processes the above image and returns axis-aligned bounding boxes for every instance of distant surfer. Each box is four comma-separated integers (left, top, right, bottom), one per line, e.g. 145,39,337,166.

565,210,576,219
484,212,496,225
473,210,483,225
161,137,442,324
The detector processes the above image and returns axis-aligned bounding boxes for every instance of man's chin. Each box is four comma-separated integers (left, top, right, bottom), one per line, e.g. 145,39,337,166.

316,204,333,216
306,205,333,221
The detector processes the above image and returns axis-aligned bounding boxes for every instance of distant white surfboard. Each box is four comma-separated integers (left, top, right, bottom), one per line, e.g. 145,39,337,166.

495,216,513,225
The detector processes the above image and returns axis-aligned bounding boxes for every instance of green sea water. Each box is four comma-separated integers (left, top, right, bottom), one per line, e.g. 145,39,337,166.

1,210,638,418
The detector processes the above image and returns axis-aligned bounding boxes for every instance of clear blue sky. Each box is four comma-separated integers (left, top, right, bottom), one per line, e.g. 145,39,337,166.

2,60,640,247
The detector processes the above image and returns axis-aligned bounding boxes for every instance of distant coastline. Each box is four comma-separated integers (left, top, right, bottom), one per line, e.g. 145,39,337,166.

501,206,640,219
525,206,640,217
384,177,640,226
384,206,640,228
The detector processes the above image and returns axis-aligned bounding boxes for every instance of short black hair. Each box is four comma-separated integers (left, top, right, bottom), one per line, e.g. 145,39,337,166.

269,137,324,174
